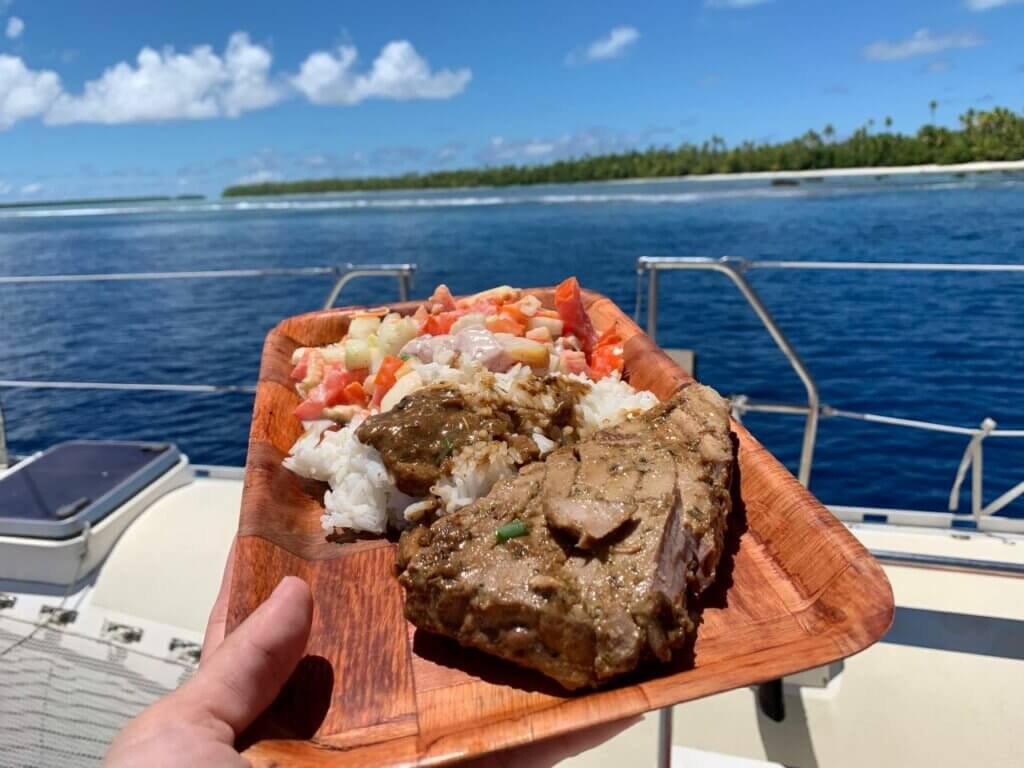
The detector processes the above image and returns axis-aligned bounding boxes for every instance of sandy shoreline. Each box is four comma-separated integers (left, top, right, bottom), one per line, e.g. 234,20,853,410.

605,159,1024,186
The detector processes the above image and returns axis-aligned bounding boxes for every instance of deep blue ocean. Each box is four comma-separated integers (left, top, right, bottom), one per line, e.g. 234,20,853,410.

1,174,1022,516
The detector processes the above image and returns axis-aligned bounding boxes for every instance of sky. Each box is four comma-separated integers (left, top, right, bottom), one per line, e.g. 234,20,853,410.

0,0,1022,200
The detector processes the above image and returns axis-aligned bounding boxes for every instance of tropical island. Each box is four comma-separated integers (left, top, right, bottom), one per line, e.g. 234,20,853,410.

223,106,1024,197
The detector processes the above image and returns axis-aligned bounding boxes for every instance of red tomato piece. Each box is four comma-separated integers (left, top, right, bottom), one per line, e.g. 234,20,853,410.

343,381,367,407
290,350,310,382
554,277,598,353
293,397,327,421
371,355,405,407
320,365,353,407
589,345,625,380
498,304,528,325
593,327,621,350
421,310,463,336
428,283,457,311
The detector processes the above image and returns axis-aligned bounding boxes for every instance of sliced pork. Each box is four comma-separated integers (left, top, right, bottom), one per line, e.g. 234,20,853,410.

396,383,734,689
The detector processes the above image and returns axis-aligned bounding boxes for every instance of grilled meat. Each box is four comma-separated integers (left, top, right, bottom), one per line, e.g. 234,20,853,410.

396,383,733,689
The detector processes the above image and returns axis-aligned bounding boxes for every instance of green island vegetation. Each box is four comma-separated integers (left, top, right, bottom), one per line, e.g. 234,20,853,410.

223,106,1024,197
0,194,204,210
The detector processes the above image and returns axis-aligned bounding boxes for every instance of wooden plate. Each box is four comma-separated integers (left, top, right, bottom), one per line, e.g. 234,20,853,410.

227,288,894,766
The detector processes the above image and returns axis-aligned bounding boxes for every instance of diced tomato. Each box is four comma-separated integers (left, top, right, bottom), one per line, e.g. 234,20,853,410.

371,355,405,407
294,364,370,419
421,310,463,336
343,381,367,407
486,314,526,336
498,304,528,325
428,284,457,312
589,345,625,380
319,365,352,406
554,277,598,353
587,327,625,379
290,350,310,382
593,327,621,350
293,397,327,421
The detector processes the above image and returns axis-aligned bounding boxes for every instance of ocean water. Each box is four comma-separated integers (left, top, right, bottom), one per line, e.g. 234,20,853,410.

1,174,1022,516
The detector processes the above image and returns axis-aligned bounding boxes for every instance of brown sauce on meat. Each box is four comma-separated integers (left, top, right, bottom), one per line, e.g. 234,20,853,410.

357,376,589,497
356,386,513,496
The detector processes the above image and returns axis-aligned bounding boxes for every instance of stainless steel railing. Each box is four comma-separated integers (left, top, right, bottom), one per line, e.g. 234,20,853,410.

0,262,416,310
636,256,1024,528
637,256,820,487
0,263,416,468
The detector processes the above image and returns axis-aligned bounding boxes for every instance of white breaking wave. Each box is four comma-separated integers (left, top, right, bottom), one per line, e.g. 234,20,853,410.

1,175,1015,220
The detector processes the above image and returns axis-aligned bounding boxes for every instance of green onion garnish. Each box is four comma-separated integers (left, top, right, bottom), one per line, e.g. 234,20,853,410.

496,520,528,543
434,437,455,465
400,353,412,361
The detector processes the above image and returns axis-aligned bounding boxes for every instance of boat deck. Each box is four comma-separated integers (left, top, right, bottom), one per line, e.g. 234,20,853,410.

3,467,1020,766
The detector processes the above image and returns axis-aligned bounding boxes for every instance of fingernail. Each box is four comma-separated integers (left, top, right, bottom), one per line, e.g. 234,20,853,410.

271,575,305,599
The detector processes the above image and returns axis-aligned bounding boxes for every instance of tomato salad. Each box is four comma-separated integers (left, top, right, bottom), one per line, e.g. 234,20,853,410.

289,277,626,423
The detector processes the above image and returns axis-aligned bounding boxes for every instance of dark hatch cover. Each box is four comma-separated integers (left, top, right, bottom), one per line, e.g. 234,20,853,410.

0,441,180,539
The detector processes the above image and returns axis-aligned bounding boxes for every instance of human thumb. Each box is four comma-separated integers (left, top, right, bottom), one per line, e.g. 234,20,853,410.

176,575,314,739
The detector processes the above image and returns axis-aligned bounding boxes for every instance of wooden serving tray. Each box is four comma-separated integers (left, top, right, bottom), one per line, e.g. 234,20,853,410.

227,288,893,766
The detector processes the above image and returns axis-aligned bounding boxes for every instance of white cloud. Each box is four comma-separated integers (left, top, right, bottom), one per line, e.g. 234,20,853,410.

234,169,281,185
0,54,62,128
522,141,555,157
964,0,1023,10
0,32,469,130
568,26,639,65
5,15,23,39
45,32,281,124
292,40,471,105
20,182,42,194
0,180,10,195
221,32,280,115
435,144,462,162
863,29,984,61
479,129,654,165
705,0,772,8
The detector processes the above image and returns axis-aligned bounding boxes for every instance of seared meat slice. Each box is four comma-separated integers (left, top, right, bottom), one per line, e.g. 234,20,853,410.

396,383,734,690
589,383,734,592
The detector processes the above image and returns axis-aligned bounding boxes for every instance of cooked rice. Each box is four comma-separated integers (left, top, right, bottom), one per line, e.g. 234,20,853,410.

432,441,518,515
284,415,416,534
575,373,660,438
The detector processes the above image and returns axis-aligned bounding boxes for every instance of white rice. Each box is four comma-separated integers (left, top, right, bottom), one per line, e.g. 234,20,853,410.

284,415,416,534
574,373,660,438
432,441,517,515
281,420,337,481
285,367,659,535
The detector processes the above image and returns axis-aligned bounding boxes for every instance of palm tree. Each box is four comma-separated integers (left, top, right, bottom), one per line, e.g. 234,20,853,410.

884,116,893,130
929,100,938,123
823,123,835,142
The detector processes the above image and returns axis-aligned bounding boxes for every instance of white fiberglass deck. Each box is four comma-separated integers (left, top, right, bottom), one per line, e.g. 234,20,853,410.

4,466,1021,767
